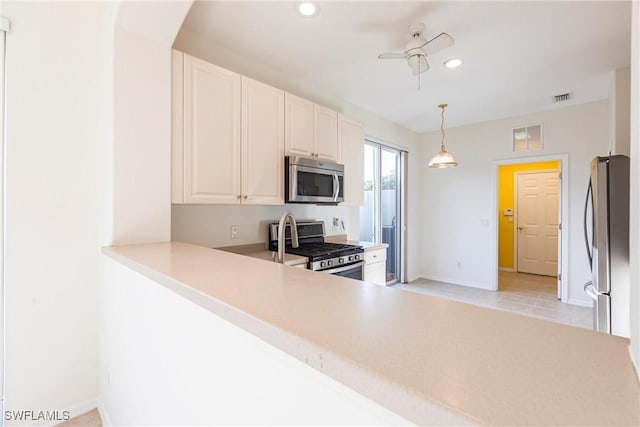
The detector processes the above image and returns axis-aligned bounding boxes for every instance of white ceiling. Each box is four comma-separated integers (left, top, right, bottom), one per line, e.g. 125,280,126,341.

180,1,631,133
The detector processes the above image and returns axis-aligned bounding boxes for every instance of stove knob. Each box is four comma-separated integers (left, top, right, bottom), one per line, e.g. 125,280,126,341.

320,261,326,268
354,255,360,261
327,260,333,266
339,258,344,264
348,256,353,261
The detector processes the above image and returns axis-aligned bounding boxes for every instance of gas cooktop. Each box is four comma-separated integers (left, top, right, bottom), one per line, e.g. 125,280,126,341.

268,220,364,271
284,242,363,261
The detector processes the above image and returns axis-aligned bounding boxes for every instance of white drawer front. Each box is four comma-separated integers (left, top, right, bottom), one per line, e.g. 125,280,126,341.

364,248,387,265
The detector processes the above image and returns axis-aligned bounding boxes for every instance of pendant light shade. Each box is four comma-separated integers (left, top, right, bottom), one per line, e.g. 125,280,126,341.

428,103,458,168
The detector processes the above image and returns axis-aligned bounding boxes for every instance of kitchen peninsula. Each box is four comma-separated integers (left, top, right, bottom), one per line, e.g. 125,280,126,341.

101,242,639,426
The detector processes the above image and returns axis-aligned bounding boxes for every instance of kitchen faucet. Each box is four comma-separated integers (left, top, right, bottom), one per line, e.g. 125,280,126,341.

276,211,298,264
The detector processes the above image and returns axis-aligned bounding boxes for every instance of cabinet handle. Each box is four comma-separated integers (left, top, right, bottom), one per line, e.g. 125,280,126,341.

237,195,241,199
243,195,248,199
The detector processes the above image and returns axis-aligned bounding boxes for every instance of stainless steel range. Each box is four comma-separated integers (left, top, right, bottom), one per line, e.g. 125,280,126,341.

268,220,365,279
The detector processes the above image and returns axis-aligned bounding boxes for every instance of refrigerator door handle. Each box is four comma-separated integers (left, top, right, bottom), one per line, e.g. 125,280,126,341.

583,179,593,268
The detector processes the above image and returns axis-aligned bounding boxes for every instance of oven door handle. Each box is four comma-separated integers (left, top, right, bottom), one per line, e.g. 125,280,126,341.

322,260,365,275
332,171,340,202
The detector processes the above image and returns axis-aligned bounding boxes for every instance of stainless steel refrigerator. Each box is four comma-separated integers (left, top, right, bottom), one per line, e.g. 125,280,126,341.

583,155,630,337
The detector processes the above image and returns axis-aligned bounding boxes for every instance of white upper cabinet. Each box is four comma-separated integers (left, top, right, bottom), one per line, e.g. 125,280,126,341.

178,52,242,204
338,114,364,206
172,50,352,206
313,104,339,161
172,51,285,205
241,77,285,205
284,93,314,157
284,94,339,162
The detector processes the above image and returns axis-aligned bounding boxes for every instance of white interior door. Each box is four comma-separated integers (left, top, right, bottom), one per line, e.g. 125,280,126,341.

516,171,559,276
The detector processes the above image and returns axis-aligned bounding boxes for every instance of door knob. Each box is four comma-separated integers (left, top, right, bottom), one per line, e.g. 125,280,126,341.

518,226,524,230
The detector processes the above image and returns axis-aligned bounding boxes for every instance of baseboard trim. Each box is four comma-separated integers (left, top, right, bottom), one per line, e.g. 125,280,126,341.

97,399,112,426
498,267,514,272
418,273,493,291
566,297,593,308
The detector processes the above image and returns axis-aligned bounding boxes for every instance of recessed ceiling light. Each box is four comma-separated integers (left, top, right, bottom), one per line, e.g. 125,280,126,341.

443,58,463,69
298,2,319,17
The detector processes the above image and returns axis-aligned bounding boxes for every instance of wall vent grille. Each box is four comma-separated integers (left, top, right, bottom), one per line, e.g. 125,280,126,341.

552,92,572,103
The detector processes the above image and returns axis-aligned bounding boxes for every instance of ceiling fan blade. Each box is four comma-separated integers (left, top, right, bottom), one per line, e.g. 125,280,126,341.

418,32,455,56
410,56,429,75
378,52,408,59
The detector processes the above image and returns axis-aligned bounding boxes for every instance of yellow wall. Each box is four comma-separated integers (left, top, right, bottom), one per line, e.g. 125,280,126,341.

498,161,560,269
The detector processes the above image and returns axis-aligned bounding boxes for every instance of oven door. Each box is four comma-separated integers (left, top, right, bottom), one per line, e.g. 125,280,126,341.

288,164,344,204
320,261,364,280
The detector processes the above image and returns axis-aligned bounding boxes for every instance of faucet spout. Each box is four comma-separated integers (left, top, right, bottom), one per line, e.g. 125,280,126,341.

277,212,298,264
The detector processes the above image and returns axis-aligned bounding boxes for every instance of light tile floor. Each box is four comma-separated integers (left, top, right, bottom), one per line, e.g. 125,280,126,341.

57,409,102,427
399,271,593,330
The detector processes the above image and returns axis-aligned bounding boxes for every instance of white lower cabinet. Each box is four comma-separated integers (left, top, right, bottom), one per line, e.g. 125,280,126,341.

363,247,387,285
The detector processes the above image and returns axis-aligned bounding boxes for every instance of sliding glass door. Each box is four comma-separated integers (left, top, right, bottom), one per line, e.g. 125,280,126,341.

359,141,405,284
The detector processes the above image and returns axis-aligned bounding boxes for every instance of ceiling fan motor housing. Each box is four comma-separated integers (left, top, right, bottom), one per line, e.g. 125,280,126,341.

409,22,426,38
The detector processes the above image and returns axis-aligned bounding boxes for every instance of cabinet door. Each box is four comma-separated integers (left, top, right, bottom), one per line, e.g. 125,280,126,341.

183,54,241,204
313,104,339,161
338,114,364,206
241,77,285,205
284,93,314,157
364,262,386,286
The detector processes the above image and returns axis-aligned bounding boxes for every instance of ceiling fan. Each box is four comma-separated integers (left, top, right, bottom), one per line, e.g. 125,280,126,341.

378,23,455,88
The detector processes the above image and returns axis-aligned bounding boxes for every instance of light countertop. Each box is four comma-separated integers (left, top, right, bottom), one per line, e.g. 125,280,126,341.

244,250,307,266
102,242,639,426
349,240,388,252
325,235,388,252
217,243,308,267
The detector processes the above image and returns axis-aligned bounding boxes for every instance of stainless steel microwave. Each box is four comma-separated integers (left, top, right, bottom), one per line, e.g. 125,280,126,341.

285,156,344,204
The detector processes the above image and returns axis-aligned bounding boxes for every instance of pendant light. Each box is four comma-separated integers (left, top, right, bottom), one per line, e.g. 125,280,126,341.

428,103,458,168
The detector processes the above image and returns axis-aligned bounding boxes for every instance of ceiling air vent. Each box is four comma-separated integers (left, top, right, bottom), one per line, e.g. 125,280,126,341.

552,92,572,103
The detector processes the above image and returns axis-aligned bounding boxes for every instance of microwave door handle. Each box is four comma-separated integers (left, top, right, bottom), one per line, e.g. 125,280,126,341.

290,165,298,200
332,171,339,202
584,179,593,268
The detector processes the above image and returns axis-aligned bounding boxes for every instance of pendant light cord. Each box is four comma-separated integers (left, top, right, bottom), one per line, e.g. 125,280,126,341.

439,104,447,150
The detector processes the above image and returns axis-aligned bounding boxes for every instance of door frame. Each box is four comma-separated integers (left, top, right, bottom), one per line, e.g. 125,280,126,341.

513,169,559,273
362,136,407,285
491,154,569,303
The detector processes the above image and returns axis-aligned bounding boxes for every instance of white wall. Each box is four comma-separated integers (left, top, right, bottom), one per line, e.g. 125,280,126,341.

109,1,191,246
111,27,172,245
172,204,358,248
419,101,609,306
2,1,109,420
609,67,631,155
172,28,423,281
100,257,410,425
629,0,640,378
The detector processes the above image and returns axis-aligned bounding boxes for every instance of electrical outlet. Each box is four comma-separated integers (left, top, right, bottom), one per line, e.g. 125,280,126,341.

230,225,239,239
332,217,340,227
